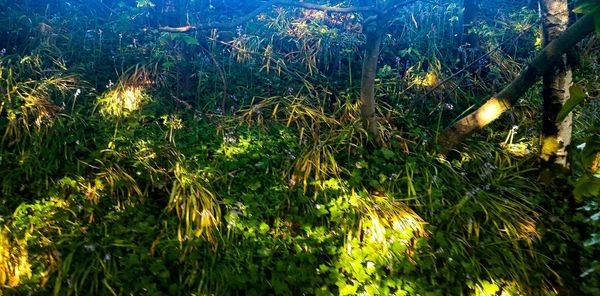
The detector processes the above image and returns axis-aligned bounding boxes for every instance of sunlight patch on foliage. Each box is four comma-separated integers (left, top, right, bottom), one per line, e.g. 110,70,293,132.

540,135,561,161
469,279,518,296
411,71,438,88
0,55,77,144
317,189,429,295
0,230,31,288
293,143,342,193
97,64,156,118
169,162,221,244
500,126,531,157
98,86,148,117
0,196,69,290
354,192,428,248
217,135,259,159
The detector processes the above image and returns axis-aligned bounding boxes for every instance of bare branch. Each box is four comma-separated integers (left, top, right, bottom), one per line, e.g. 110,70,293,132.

160,0,381,33
160,1,276,32
160,25,198,32
276,0,380,14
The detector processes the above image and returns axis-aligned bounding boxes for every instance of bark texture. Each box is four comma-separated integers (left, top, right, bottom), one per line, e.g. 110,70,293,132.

436,13,594,152
360,23,384,142
540,0,572,169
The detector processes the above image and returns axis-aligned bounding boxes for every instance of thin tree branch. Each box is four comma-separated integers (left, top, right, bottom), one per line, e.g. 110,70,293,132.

277,0,380,14
160,0,381,32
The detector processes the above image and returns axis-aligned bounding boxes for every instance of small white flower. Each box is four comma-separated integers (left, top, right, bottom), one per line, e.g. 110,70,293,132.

577,143,586,150
223,135,236,143
227,221,236,229
315,204,322,210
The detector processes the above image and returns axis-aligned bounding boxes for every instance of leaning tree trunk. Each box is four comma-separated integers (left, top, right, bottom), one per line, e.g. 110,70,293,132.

360,22,384,143
436,13,594,152
540,0,572,169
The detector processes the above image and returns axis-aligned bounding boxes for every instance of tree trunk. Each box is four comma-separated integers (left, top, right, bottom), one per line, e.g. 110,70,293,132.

360,22,384,143
540,0,572,169
436,13,594,153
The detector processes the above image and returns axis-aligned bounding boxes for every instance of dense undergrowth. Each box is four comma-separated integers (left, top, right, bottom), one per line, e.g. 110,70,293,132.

1,0,600,295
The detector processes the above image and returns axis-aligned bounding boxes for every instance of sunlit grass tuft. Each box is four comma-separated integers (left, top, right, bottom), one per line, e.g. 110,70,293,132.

0,55,77,145
354,191,428,247
0,229,31,288
168,162,221,244
97,64,156,118
98,85,149,117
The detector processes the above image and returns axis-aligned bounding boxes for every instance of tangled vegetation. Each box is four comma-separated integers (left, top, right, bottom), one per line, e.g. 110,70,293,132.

0,0,599,295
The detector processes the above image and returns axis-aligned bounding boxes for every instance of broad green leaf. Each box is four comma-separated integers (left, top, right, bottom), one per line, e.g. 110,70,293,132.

556,85,587,122
584,233,600,248
480,280,501,294
574,175,600,201
259,222,269,234
381,148,395,160
574,0,600,14
338,283,358,295
180,35,199,46
581,136,600,166
573,0,600,35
